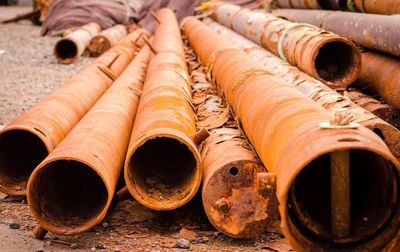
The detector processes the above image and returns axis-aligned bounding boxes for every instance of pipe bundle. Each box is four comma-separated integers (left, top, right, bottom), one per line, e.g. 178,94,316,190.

183,17,400,251
209,2,361,89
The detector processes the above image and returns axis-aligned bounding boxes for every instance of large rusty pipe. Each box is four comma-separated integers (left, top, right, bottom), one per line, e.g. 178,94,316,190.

0,31,146,196
272,9,400,57
183,17,400,251
352,0,400,14
124,9,201,211
276,0,349,10
206,20,400,160
54,22,101,64
210,3,361,89
88,25,128,57
27,46,151,235
185,49,279,237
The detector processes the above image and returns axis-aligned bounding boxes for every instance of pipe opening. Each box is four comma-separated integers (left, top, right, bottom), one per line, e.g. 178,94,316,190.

55,39,78,61
319,0,347,9
287,150,399,247
372,128,385,141
315,41,357,83
128,137,197,208
29,160,108,231
0,130,48,194
229,167,239,176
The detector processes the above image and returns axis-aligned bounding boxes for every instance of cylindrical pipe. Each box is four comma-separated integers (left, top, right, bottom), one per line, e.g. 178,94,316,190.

88,25,128,57
124,9,201,211
183,17,400,251
185,49,279,238
0,30,146,196
206,20,400,160
277,0,322,8
54,22,101,64
353,0,400,15
344,89,400,130
27,45,151,235
272,9,400,57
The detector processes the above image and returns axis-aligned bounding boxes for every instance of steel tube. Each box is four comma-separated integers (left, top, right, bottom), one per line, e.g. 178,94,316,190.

183,17,400,251
210,3,361,89
207,20,400,159
0,30,146,196
353,0,400,15
272,8,400,57
88,24,128,57
27,45,151,235
124,9,201,211
54,22,101,64
276,0,322,8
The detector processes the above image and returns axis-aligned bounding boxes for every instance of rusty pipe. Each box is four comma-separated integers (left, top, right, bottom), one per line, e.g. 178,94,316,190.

207,20,400,160
352,0,400,14
87,24,128,57
210,3,361,89
124,9,201,211
26,45,151,235
272,9,400,57
183,17,400,251
277,0,348,10
0,30,146,196
54,22,101,64
185,49,279,238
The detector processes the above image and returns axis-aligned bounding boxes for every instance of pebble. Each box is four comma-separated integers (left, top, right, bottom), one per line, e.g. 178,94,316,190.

213,231,220,237
102,222,110,228
70,243,79,249
175,238,190,249
95,242,106,249
114,248,121,252
194,237,206,244
35,249,44,252
45,240,52,246
9,222,20,229
21,199,27,204
91,247,96,251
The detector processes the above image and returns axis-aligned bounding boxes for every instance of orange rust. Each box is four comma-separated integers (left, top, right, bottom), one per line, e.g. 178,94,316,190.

54,22,101,64
0,31,146,197
207,20,400,160
124,9,201,211
209,2,361,89
88,24,128,57
353,0,400,14
276,0,322,8
183,17,400,251
27,46,151,235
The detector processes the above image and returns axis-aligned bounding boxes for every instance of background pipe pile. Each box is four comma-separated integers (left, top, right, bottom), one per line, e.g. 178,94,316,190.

88,24,128,57
27,45,151,236
0,30,145,197
185,45,279,238
124,8,202,211
206,20,400,160
183,17,400,251
53,22,101,64
209,2,361,89
272,9,400,57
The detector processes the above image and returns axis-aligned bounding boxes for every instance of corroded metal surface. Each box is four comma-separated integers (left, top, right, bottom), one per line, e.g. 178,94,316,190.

88,24,128,56
353,0,400,14
124,8,201,211
210,3,361,89
207,20,400,160
276,0,322,8
0,30,146,196
183,17,400,251
185,46,279,238
272,8,400,57
26,46,151,235
54,22,101,64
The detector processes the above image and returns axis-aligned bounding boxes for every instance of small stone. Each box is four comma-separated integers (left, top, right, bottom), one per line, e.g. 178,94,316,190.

213,231,220,237
179,228,197,241
70,243,79,249
114,247,121,252
21,199,27,204
102,222,110,228
91,247,96,251
95,242,106,249
35,249,44,252
194,237,206,244
9,222,20,229
45,240,52,246
175,238,190,249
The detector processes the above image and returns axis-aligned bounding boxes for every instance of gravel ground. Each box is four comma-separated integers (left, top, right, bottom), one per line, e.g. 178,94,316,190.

0,7,93,126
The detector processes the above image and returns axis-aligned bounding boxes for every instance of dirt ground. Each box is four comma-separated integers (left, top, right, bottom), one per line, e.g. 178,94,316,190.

0,6,292,252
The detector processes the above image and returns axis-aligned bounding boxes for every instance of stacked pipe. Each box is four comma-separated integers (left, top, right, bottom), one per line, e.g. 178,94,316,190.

276,0,400,14
0,30,146,196
54,22,101,64
27,45,151,235
88,25,128,57
183,17,400,251
206,20,400,160
210,2,361,89
124,8,202,211
185,46,278,237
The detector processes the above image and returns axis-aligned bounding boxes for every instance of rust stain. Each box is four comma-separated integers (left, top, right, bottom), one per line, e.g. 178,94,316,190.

88,24,128,56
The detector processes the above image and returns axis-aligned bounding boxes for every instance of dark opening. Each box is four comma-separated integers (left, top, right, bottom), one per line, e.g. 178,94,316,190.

373,128,385,141
319,0,347,9
0,130,48,192
229,167,239,176
128,137,197,206
315,41,356,83
29,160,108,229
288,150,398,245
55,39,78,61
